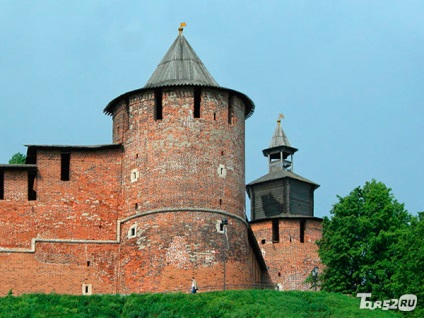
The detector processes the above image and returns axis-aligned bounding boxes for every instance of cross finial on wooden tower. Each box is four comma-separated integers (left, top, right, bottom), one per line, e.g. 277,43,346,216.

277,113,285,126
178,22,187,35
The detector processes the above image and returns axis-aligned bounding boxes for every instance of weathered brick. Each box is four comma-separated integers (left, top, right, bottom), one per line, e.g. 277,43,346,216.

251,218,322,290
0,86,267,295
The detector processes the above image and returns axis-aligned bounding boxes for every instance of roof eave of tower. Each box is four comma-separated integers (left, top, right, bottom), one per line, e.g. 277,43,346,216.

103,31,255,118
246,170,320,189
103,85,255,119
262,145,298,157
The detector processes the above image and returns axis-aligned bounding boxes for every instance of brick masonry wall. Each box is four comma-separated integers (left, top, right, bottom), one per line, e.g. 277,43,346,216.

117,87,246,220
0,85,264,295
0,169,36,249
0,148,123,295
251,218,322,290
119,211,260,293
33,148,122,240
0,243,119,295
112,99,129,144
113,86,260,292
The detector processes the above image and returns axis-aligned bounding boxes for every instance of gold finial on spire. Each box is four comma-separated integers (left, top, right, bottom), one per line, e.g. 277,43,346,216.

277,113,285,125
178,22,187,34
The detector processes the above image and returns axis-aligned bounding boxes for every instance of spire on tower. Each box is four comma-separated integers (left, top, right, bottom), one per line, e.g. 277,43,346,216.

144,23,219,89
269,114,291,149
262,114,298,172
178,22,187,34
277,113,284,125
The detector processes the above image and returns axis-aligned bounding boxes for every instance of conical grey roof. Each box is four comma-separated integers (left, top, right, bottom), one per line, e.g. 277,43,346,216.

269,121,291,148
144,33,219,88
104,30,255,118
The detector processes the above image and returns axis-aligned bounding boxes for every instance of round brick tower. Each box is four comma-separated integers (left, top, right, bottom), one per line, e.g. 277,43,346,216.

103,27,262,293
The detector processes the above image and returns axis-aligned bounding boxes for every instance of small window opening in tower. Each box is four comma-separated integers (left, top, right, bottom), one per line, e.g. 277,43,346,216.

261,239,266,244
87,261,90,267
272,219,279,243
270,152,282,165
228,95,234,124
219,198,222,206
194,87,201,118
0,170,4,200
128,224,137,238
154,89,163,120
61,153,70,181
283,152,293,171
130,169,139,183
82,284,92,295
135,203,138,210
300,220,306,243
213,112,216,121
219,219,228,233
28,171,37,201
221,150,225,156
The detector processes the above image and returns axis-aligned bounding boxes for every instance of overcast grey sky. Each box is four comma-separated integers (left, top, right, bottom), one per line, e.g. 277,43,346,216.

1,1,423,218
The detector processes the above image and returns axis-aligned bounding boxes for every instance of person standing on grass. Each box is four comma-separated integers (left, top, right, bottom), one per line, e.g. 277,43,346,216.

191,277,198,293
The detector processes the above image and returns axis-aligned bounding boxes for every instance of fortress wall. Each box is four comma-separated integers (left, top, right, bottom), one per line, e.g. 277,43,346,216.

0,148,122,249
118,211,260,293
0,242,119,296
251,218,322,290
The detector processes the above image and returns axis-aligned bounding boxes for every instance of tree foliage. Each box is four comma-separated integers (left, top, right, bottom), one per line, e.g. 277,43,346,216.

391,212,424,317
318,179,410,299
8,152,26,164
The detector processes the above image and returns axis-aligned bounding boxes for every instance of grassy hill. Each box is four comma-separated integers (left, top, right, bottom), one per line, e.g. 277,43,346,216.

0,290,404,318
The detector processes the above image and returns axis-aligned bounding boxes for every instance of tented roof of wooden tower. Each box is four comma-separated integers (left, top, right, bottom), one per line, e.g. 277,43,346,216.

269,115,292,148
104,25,255,118
144,30,219,88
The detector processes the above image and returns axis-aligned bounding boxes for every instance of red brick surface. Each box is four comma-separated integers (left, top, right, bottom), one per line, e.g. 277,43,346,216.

251,218,322,290
117,88,246,220
119,211,260,293
0,86,265,295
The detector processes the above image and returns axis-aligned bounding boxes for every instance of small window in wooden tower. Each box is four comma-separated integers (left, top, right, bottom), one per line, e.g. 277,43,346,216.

194,87,201,118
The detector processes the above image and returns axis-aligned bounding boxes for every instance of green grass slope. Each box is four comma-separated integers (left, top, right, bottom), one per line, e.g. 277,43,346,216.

0,290,403,318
